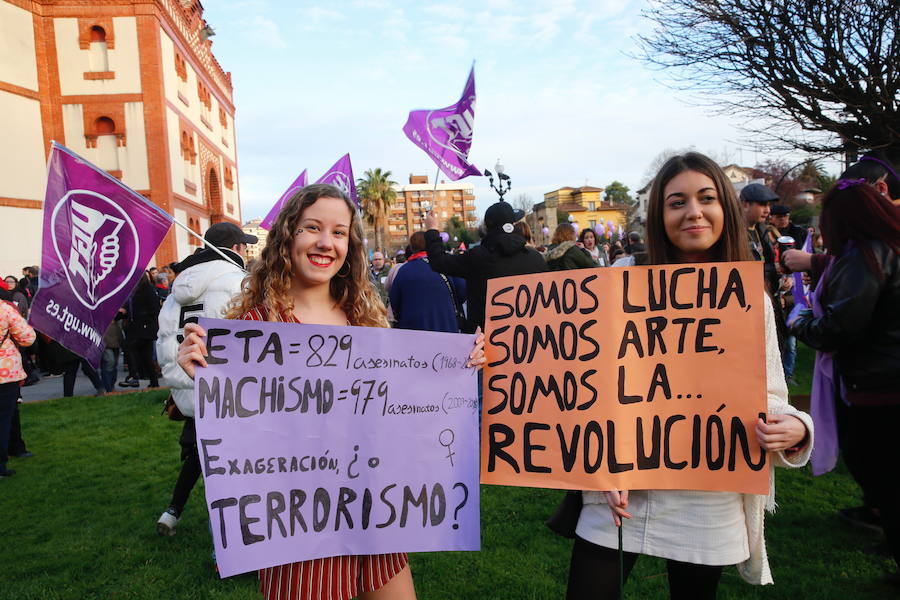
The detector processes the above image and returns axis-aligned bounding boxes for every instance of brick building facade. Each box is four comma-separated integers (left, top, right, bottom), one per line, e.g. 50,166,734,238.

386,174,477,251
0,0,240,275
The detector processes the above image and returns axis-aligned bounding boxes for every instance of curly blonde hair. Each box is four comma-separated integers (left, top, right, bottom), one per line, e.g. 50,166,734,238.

227,184,389,327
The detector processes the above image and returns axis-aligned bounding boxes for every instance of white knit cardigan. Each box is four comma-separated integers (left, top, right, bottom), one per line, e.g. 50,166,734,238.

583,296,814,585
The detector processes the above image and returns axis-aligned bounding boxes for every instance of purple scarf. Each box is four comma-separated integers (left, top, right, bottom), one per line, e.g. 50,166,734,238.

809,258,838,475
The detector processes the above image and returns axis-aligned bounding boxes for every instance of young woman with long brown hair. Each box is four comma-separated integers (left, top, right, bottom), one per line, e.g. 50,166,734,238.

567,153,814,599
177,184,485,600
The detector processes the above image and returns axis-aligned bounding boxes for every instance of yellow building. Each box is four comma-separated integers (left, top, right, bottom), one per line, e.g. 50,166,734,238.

241,217,268,263
528,186,628,246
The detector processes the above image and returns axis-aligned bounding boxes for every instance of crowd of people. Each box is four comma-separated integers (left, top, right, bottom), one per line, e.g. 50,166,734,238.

1,145,897,597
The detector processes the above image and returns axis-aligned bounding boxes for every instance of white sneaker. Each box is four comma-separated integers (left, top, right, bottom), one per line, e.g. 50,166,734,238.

156,509,179,536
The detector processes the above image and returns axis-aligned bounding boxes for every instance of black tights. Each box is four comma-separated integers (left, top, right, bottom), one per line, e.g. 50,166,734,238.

169,419,201,514
567,536,723,600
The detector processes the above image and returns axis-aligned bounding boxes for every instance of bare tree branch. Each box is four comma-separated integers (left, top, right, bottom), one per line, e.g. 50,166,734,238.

636,0,899,155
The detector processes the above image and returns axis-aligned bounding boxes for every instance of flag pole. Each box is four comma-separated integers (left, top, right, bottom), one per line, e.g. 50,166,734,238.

168,217,248,272
423,165,441,222
49,142,247,273
431,165,441,213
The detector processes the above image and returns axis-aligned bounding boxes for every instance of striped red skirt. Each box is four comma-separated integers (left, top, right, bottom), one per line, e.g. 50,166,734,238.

259,553,409,600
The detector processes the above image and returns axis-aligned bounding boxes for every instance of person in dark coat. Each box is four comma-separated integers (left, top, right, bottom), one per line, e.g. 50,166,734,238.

390,231,467,333
769,205,807,247
423,201,547,333
545,223,596,270
20,266,39,300
791,180,900,586
120,273,161,388
59,345,104,397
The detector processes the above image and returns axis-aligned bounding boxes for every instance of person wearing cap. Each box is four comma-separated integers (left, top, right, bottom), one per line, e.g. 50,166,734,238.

769,205,807,248
154,221,255,537
741,183,782,287
423,201,546,333
741,183,789,361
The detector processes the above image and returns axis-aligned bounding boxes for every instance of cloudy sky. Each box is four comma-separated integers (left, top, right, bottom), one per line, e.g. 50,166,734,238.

203,0,839,222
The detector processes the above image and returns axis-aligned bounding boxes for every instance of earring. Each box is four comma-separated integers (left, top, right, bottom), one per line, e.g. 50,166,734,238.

336,261,350,278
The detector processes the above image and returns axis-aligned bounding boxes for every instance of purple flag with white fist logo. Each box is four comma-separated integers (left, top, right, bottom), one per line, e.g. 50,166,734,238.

29,143,172,368
402,65,481,181
260,169,308,231
315,154,358,207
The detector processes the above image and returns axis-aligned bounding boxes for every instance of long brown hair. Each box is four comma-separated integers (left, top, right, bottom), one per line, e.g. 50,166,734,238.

646,152,751,264
227,184,388,327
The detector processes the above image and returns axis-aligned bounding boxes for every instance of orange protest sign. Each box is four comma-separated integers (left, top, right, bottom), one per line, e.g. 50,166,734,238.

481,262,769,495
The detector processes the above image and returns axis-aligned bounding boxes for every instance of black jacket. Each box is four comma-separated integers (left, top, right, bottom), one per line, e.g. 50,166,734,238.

792,239,900,395
125,280,162,340
424,229,547,332
778,222,808,248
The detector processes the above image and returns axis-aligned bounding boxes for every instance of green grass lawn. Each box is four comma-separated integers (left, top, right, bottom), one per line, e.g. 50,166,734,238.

2,344,896,599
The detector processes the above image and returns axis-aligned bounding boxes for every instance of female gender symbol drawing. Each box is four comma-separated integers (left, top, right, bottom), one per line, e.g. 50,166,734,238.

439,428,456,466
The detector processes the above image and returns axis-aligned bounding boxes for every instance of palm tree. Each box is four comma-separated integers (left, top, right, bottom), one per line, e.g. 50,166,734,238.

357,168,397,251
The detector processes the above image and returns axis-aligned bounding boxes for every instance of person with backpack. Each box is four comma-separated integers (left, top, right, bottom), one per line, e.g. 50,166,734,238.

154,222,256,536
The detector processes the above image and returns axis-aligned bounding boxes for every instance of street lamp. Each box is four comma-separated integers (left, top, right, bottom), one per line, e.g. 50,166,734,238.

484,158,511,201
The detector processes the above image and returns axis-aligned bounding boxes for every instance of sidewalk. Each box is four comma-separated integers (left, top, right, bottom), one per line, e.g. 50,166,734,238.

19,366,164,403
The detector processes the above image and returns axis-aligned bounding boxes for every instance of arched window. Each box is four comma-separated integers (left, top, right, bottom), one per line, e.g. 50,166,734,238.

188,217,201,246
96,116,115,134
208,168,221,212
174,53,187,82
94,116,119,171
181,131,190,161
180,129,196,166
89,26,109,72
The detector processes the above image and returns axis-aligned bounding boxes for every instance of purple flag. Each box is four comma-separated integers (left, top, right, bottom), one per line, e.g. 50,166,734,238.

28,143,172,368
315,154,358,207
402,66,481,181
260,169,308,230
791,233,813,312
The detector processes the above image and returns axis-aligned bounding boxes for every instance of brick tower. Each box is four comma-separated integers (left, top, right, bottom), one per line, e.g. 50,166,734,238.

0,0,241,274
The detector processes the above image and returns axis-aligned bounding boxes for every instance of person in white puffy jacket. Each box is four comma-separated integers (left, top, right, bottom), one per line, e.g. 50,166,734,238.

155,222,254,536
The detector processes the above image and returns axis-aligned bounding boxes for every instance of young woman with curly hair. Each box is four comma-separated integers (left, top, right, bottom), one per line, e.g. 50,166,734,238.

177,183,484,600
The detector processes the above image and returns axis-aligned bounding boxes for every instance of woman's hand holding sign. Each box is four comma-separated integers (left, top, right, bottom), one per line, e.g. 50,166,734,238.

467,327,486,369
177,322,484,379
756,413,807,452
177,322,208,379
